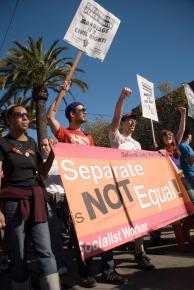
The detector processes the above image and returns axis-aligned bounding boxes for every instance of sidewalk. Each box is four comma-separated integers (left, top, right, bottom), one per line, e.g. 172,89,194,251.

1,228,194,290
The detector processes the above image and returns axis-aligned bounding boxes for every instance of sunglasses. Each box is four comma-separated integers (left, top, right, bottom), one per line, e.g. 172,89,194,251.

73,108,87,113
13,112,29,119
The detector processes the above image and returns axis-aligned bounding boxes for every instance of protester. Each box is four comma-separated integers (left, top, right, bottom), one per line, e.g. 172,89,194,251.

178,129,194,186
179,129,194,243
47,81,128,287
0,105,61,290
109,87,155,270
147,142,169,247
158,107,188,251
159,107,186,166
41,137,68,276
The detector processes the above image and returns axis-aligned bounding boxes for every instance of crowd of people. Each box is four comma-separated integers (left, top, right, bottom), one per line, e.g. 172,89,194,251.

0,80,194,290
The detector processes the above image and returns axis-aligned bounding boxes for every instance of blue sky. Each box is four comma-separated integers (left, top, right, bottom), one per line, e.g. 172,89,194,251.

1,0,194,137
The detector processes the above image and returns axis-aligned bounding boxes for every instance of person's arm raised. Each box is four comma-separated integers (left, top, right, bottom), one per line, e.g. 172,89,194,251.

47,101,61,135
176,107,186,144
47,79,71,135
110,87,132,132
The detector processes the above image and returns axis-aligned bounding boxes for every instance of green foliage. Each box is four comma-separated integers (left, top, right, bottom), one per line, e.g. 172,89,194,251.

83,116,110,147
157,82,173,95
0,36,88,143
0,36,88,105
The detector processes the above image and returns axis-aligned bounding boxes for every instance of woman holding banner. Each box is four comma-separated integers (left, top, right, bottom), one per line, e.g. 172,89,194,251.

158,107,194,251
0,105,61,290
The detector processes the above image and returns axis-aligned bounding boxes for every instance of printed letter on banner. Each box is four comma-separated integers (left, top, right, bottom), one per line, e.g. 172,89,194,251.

53,143,194,260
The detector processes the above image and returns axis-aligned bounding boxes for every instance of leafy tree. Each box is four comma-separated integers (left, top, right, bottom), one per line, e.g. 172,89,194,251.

83,116,110,147
0,36,87,146
157,82,173,95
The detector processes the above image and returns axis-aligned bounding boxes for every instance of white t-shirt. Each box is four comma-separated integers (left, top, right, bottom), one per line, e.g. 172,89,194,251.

109,128,141,150
44,159,65,196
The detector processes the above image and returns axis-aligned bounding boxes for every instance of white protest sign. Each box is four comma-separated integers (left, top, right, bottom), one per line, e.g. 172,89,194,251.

137,74,158,122
64,0,120,62
184,83,194,119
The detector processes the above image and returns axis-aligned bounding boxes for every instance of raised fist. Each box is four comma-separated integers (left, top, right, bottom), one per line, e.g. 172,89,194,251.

121,87,132,97
176,107,186,114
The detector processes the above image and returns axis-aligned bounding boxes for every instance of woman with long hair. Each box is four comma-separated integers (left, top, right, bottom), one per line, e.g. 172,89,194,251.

0,105,61,290
160,129,181,166
159,107,193,251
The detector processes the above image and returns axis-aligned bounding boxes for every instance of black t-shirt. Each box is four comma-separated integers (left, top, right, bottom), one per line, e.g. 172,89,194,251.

0,134,43,189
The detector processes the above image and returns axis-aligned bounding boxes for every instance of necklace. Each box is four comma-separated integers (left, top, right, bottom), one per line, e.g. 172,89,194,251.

7,136,32,157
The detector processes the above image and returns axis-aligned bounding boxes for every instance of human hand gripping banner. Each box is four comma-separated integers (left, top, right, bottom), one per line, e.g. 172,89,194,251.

52,143,194,259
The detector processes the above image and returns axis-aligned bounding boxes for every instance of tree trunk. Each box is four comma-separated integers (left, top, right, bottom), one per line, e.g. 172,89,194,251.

33,87,48,150
36,99,48,149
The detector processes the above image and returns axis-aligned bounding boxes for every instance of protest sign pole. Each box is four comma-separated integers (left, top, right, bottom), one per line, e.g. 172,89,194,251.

53,50,83,112
150,119,156,145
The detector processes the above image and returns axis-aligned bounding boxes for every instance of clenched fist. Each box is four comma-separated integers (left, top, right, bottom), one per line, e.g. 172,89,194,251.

120,87,132,98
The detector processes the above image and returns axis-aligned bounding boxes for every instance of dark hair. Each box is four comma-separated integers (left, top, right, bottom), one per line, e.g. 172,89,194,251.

182,129,191,141
159,129,180,158
65,102,84,122
121,113,137,123
5,105,27,125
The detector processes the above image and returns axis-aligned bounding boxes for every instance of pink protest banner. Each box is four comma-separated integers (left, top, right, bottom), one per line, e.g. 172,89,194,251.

52,143,194,259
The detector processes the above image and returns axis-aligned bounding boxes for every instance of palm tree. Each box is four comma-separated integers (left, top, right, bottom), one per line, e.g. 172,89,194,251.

0,36,88,146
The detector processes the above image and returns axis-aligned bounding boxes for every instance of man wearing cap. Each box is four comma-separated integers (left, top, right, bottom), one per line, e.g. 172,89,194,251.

48,99,93,146
47,83,128,287
109,87,155,270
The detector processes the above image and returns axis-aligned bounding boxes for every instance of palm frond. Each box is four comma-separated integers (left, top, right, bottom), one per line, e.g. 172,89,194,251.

0,36,88,107
71,78,88,92
12,40,30,54
44,40,60,61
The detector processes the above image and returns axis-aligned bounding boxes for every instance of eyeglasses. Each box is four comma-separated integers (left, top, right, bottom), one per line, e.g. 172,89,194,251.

13,112,29,119
73,108,87,113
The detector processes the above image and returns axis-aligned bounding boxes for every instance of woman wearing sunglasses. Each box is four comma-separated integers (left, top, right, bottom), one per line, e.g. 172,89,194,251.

0,105,61,290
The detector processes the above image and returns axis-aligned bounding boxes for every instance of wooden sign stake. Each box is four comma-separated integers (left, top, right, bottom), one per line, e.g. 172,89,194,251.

53,50,83,112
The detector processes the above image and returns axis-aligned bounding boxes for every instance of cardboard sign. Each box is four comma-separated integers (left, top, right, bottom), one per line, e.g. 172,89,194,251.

64,0,120,61
53,143,194,259
184,83,194,119
137,74,158,122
